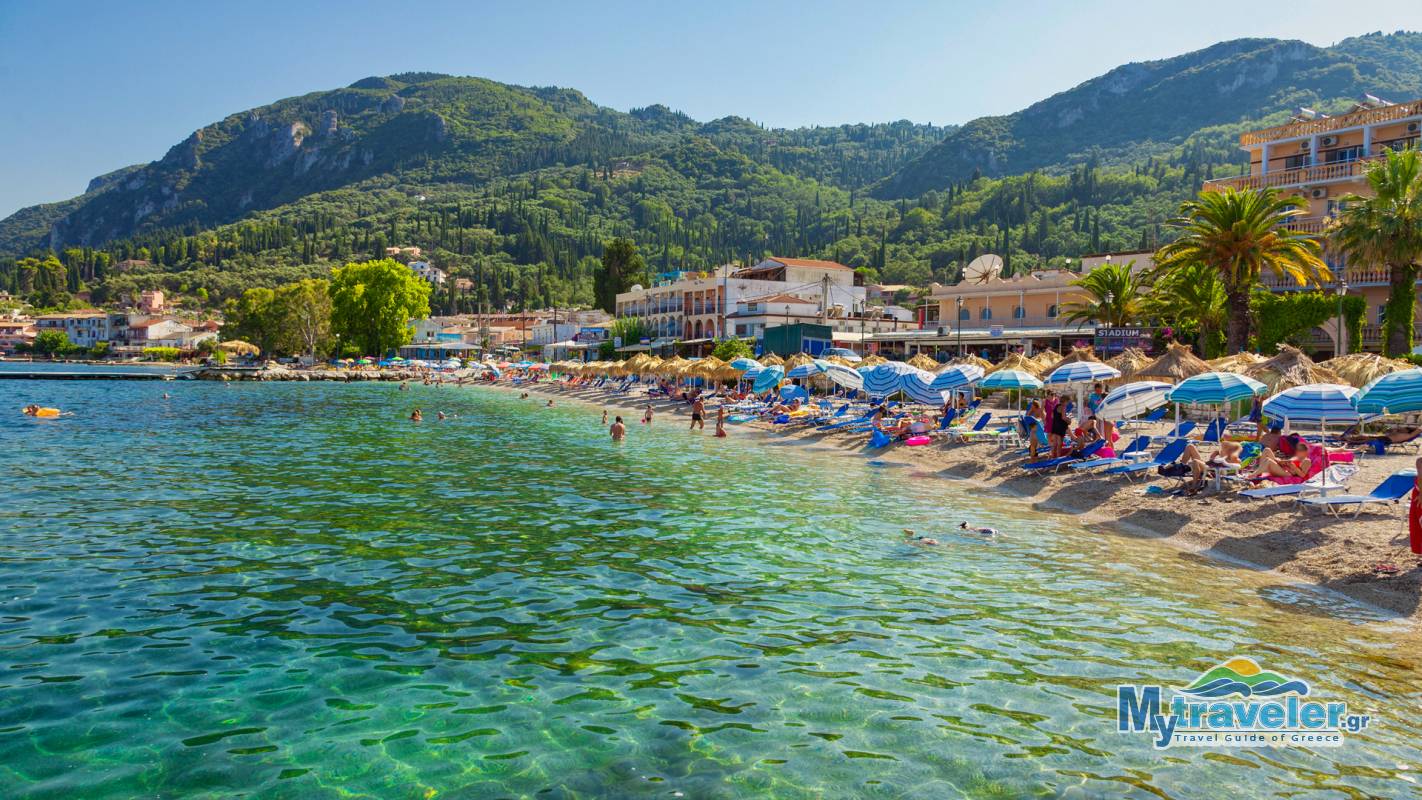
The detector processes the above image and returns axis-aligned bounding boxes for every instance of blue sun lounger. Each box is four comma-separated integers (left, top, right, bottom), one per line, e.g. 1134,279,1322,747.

1121,407,1167,428
1298,472,1415,517
1238,465,1356,502
1023,440,1105,472
1069,436,1152,470
1103,439,1189,480
1152,421,1196,443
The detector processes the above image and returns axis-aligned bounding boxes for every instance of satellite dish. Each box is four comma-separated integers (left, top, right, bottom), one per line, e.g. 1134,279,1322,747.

964,254,1004,284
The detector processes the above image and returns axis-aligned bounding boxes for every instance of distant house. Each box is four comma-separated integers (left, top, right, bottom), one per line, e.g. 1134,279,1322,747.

34,311,111,347
409,261,447,286
0,319,36,352
111,259,150,274
139,289,165,314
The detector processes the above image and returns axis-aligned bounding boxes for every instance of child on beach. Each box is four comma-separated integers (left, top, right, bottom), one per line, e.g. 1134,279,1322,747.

643,405,654,425
602,410,609,426
715,406,727,437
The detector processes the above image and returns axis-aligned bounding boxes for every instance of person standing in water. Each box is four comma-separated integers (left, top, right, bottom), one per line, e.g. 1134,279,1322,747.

610,415,626,441
601,409,609,426
689,396,705,431
643,404,654,425
715,405,727,438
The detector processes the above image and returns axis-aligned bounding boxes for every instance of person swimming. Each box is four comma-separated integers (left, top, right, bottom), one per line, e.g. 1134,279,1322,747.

437,411,447,420
959,522,997,535
902,529,940,546
410,409,423,422
546,399,554,408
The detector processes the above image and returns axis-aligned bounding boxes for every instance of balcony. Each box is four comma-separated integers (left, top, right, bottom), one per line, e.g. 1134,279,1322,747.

1203,154,1381,192
1239,100,1422,147
1259,265,1394,291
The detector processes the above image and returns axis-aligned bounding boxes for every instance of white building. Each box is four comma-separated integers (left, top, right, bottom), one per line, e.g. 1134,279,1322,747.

34,311,112,347
614,257,867,343
409,261,447,286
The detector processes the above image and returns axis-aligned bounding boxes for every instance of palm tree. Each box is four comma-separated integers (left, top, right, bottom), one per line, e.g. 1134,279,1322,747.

1155,187,1329,353
1329,147,1422,357
1061,260,1144,326
1143,260,1227,357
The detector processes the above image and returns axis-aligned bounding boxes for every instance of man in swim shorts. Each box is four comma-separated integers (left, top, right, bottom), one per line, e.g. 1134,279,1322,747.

689,396,705,430
610,416,626,441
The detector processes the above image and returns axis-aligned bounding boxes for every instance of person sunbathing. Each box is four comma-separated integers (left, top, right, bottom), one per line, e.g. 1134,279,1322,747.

1247,437,1313,484
1341,425,1422,446
1178,440,1244,495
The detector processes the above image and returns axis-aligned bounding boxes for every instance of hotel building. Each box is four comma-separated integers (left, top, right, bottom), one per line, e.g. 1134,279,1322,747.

1203,96,1422,352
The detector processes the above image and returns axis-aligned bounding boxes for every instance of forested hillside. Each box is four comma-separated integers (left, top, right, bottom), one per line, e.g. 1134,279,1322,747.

3,32,1420,316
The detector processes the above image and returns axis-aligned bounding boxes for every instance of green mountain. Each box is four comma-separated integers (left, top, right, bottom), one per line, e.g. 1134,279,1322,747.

875,32,1422,197
2,32,1420,314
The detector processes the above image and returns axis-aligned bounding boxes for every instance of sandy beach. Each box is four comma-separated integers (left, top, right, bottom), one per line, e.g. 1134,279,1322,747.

521,377,1422,622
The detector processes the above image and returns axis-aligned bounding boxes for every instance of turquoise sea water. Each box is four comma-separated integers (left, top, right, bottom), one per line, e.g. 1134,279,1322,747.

3,375,1422,799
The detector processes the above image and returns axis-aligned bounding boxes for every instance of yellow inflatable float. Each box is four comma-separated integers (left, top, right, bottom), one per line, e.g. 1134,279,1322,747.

22,406,61,418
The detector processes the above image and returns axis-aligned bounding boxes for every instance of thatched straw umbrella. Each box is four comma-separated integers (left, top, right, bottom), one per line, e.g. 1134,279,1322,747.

1245,345,1344,393
1320,352,1414,388
1041,347,1100,375
1207,352,1266,374
988,352,1045,377
950,354,993,371
692,356,727,380
783,353,815,370
1132,342,1211,383
907,353,940,371
1107,347,1153,378
823,355,853,367
219,340,260,356
1030,349,1060,368
760,353,785,367
656,356,685,377
860,354,888,367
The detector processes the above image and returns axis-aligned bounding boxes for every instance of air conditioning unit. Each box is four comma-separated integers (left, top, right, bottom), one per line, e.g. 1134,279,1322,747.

1310,187,1328,199
1321,135,1340,147
1408,122,1421,134
937,326,948,337
1298,141,1311,152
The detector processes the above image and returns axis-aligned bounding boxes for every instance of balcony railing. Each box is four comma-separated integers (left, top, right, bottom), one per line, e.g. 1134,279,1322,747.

1239,100,1422,147
1259,266,1395,290
1203,155,1381,192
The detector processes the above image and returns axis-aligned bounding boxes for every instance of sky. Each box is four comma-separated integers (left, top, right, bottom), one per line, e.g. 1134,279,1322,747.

2,0,1421,218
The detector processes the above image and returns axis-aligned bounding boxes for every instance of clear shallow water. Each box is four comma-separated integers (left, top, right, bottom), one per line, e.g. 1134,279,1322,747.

2,380,1421,799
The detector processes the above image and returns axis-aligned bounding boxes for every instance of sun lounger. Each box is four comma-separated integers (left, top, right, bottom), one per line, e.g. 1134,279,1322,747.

952,413,994,441
1103,439,1190,480
1199,418,1227,443
1298,472,1415,517
1238,464,1358,502
1069,436,1151,470
1151,421,1196,443
1024,440,1105,472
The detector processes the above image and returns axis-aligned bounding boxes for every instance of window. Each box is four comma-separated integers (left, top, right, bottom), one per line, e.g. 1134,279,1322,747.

979,308,992,320
1326,146,1362,164
1047,304,1058,319
1283,154,1309,170
1379,305,1388,325
1013,306,1025,320
736,324,748,336
958,307,969,321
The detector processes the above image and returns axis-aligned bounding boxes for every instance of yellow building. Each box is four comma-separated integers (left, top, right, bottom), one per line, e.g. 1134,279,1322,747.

1204,96,1422,353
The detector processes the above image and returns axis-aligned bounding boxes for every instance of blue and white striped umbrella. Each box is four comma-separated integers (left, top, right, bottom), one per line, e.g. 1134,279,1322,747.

1263,383,1360,425
901,367,947,405
1044,361,1121,385
824,362,864,391
1097,381,1172,421
1355,368,1422,415
730,357,762,372
861,361,920,398
780,384,809,403
785,359,832,379
979,369,1043,391
741,365,763,381
1167,371,1267,405
930,364,986,393
752,365,784,394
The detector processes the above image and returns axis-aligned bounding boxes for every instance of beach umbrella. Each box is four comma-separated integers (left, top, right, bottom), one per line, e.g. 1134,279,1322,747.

1207,352,1268,374
1097,381,1173,422
742,365,764,381
1132,342,1210,383
1245,345,1343,393
860,354,888,367
862,361,919,400
1263,383,1361,426
786,359,832,379
1355,368,1422,415
1044,361,1120,386
753,365,784,394
823,362,864,391
930,363,984,393
1321,353,1413,388
730,357,761,372
1106,347,1153,378
783,353,815,370
780,384,809,403
901,367,947,405
219,340,261,356
980,369,1043,391
950,353,993,371
760,353,785,367
907,353,940,371
989,352,1045,377
1167,371,1267,405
